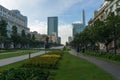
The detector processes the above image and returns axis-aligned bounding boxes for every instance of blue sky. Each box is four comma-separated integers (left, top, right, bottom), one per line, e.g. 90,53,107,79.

60,0,104,24
0,0,104,44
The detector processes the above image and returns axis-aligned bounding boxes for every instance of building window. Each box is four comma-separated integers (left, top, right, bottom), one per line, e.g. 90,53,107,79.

118,1,120,6
112,4,116,12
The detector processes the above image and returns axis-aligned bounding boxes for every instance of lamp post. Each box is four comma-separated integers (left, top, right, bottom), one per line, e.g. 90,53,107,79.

29,52,31,59
45,36,49,53
114,24,116,54
114,23,120,54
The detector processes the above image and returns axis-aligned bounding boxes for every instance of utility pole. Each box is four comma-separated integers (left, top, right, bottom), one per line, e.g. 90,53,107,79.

45,36,49,53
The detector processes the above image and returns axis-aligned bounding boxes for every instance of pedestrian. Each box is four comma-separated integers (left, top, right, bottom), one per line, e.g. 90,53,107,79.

82,47,85,53
77,44,80,53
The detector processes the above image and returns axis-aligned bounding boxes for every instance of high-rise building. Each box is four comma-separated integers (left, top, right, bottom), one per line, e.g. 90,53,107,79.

72,10,86,38
47,17,58,38
72,22,84,37
82,9,85,27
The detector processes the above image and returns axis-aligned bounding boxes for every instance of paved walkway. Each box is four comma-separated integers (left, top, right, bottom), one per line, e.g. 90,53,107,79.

50,46,64,50
69,49,120,80
0,51,45,66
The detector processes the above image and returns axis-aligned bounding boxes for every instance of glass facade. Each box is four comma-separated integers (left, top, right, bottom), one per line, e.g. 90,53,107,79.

72,23,84,37
47,17,58,37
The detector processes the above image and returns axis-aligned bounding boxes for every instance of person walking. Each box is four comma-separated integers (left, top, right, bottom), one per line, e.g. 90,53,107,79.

76,44,80,55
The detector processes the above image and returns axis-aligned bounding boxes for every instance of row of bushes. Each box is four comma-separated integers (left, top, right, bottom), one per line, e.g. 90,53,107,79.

0,68,49,80
84,51,120,62
0,51,63,80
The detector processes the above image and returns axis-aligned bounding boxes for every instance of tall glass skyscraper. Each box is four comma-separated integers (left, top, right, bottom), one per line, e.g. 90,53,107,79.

72,22,84,37
72,10,86,38
47,17,58,37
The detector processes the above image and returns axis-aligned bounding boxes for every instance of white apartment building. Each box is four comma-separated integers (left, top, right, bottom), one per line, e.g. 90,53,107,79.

88,0,120,52
89,0,120,25
0,5,29,37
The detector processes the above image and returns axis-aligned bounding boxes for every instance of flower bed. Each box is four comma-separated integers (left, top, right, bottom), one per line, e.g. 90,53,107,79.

0,51,63,80
22,51,62,69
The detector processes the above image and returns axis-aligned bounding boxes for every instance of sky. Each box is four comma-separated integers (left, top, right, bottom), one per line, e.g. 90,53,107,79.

0,0,104,44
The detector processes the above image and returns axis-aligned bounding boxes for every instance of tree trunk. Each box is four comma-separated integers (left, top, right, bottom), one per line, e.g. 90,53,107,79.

105,44,109,53
114,40,117,54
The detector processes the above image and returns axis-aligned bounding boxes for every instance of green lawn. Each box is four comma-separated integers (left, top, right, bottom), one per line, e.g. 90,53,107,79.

55,52,115,80
0,50,40,59
0,60,26,71
0,49,15,53
0,51,116,80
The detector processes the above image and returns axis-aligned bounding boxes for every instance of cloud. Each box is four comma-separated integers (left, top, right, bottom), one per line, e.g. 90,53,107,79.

0,0,47,9
0,0,82,22
0,0,76,44
0,0,103,22
59,24,72,44
29,21,47,34
0,0,101,24
29,20,72,44
0,0,103,44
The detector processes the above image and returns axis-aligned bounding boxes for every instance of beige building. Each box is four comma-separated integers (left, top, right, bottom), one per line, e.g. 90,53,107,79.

30,31,48,42
89,0,120,25
40,34,48,42
49,32,57,43
88,0,120,52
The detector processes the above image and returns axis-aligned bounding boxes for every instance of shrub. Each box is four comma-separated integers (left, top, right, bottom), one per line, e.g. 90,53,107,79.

0,68,49,80
85,51,120,62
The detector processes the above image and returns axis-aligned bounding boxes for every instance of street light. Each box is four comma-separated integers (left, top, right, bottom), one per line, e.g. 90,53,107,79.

114,23,120,54
45,36,49,53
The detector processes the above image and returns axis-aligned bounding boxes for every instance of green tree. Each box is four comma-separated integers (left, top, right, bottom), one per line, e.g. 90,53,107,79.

26,33,31,48
31,34,35,41
11,26,19,48
0,19,8,48
71,9,120,53
0,20,7,37
105,12,120,53
21,30,27,48
82,26,96,50
71,33,79,47
31,34,36,47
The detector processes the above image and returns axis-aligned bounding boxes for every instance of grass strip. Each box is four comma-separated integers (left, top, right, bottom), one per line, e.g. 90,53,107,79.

0,50,40,59
0,50,115,80
0,60,26,71
55,51,115,80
